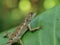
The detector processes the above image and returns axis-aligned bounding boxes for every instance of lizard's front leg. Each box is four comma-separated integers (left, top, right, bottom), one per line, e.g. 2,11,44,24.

27,24,40,31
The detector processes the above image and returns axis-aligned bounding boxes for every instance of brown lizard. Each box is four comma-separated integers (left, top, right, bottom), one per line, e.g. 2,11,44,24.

5,12,40,45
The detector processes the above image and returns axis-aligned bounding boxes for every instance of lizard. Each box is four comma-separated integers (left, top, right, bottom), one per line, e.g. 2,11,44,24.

5,12,40,45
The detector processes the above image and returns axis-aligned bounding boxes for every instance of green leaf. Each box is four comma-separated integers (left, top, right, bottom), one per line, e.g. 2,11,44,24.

0,5,60,45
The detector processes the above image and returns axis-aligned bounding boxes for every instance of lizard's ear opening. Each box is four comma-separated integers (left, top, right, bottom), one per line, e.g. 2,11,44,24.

11,42,20,45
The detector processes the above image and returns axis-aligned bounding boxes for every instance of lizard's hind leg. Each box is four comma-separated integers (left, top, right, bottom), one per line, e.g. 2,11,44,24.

16,37,23,45
20,39,23,45
17,39,23,45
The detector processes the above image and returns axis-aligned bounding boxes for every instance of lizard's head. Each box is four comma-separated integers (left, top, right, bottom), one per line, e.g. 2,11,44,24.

26,12,37,22
30,12,36,19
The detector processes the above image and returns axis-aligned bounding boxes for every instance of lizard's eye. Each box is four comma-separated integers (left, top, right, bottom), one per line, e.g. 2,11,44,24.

30,12,33,14
30,12,34,16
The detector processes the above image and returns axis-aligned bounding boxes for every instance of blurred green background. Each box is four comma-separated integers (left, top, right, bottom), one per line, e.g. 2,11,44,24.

1,0,60,32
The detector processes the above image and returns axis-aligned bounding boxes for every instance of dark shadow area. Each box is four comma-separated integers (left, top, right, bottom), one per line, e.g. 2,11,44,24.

12,42,20,45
